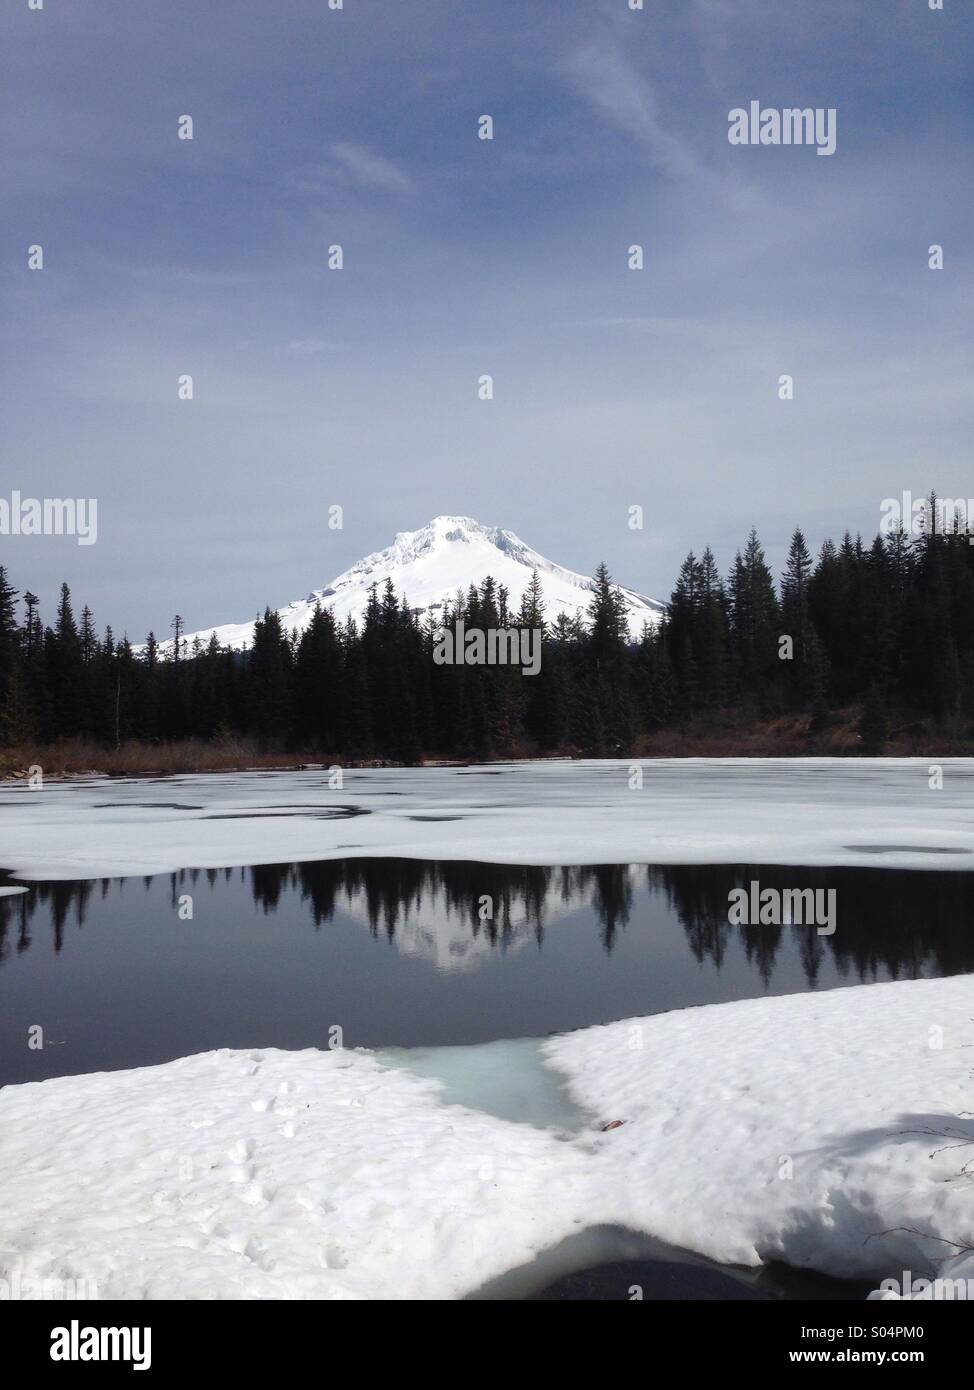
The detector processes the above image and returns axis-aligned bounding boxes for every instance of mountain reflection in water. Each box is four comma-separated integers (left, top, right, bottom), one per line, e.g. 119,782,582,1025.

1,859,971,1084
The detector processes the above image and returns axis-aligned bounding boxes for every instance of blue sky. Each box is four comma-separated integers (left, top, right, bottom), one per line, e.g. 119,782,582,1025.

2,0,971,638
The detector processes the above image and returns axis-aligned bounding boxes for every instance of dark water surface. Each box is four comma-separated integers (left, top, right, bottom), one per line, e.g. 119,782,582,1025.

2,858,973,1087
469,1226,873,1302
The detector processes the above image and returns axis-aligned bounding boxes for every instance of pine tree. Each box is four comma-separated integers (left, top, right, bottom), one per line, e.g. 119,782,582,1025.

696,547,729,712
21,590,51,741
780,528,817,708
727,530,780,713
0,566,19,675
139,632,162,741
518,570,545,632
636,621,676,730
0,567,21,746
50,583,84,737
667,552,701,715
582,563,634,752
22,592,40,658
79,606,97,664
249,608,292,748
293,602,342,752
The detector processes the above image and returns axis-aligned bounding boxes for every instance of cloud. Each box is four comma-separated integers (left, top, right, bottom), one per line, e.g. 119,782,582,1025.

329,141,415,193
286,142,416,199
562,32,708,186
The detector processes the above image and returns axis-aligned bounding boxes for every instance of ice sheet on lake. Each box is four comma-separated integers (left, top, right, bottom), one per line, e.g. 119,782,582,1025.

2,974,972,1299
0,758,972,881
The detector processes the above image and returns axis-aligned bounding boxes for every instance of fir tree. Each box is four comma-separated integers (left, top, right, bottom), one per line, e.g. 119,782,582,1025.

50,583,84,737
727,530,780,712
0,567,21,746
780,528,818,708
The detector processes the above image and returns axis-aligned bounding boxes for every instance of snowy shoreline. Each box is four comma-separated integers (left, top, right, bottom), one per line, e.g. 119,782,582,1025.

1,757,973,882
2,974,972,1300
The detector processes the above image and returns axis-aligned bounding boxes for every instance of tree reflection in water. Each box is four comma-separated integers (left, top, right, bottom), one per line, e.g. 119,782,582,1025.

2,859,973,986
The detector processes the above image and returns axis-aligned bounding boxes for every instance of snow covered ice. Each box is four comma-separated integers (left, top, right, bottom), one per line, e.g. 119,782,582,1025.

1,757,973,882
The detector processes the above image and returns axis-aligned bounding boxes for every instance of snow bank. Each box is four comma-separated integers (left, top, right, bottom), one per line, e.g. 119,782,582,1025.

544,973,974,1282
2,975,971,1299
0,1045,592,1300
1,758,972,882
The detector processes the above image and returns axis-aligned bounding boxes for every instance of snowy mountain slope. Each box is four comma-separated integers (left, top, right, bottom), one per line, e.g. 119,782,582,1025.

164,515,665,652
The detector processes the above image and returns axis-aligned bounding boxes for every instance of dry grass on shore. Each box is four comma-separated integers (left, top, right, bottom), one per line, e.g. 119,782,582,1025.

1,712,972,780
634,709,974,759
0,739,342,779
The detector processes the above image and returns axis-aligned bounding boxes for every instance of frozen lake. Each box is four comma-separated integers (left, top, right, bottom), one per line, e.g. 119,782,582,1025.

2,759,973,1088
1,761,973,1301
1,758,973,881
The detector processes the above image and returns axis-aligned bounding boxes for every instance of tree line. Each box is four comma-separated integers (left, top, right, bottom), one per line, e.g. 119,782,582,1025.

1,505,971,761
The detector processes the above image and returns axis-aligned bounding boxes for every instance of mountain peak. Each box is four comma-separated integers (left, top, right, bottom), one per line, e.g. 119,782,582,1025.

428,514,482,530
162,516,665,653
393,515,485,550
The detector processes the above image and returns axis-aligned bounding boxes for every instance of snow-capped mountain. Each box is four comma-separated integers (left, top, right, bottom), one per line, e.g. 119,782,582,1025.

166,515,665,652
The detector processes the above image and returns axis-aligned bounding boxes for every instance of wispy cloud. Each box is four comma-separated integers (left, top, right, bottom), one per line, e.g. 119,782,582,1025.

286,141,416,199
562,32,709,186
329,141,416,193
